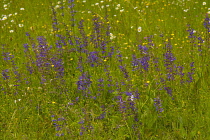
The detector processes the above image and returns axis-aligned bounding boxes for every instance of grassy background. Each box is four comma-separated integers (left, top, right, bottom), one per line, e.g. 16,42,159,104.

1,0,210,139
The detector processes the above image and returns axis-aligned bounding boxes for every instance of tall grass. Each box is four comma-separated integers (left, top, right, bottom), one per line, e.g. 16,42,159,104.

1,0,210,139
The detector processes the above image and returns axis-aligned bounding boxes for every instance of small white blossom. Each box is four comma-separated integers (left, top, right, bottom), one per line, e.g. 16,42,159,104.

55,5,60,9
19,24,24,27
4,4,7,7
137,27,142,32
11,20,14,22
95,3,99,5
9,30,14,33
131,95,134,101
106,5,109,7
20,8,25,10
120,9,124,12
14,99,21,103
183,9,189,12
110,33,116,40
117,4,120,7
2,16,7,20
203,2,206,5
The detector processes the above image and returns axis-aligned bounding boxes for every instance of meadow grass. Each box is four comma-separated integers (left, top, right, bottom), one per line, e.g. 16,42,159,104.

1,0,210,139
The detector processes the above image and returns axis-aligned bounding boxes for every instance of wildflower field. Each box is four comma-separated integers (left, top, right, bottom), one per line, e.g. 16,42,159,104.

1,0,210,139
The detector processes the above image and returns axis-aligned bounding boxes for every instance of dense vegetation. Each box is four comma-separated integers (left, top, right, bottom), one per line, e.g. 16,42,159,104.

1,0,210,139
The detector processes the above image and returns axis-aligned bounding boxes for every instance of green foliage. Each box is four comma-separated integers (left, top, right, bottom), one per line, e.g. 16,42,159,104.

1,0,210,139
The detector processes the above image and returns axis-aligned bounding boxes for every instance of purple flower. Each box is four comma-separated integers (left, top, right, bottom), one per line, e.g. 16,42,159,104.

164,87,172,97
77,72,92,90
119,65,129,78
96,112,106,119
164,52,176,65
2,52,14,61
154,97,164,113
203,14,210,32
87,51,99,67
2,69,10,80
131,55,150,71
51,57,64,78
138,45,148,54
78,120,84,124
125,92,132,96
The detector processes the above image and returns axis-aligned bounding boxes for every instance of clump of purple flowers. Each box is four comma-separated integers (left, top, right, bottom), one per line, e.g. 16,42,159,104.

154,97,164,113
77,72,92,90
203,13,210,33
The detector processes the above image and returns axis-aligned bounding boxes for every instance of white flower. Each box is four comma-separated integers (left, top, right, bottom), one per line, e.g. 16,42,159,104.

55,5,60,9
9,30,14,33
14,13,18,15
203,2,206,5
120,9,124,12
110,33,116,40
95,3,99,5
115,7,119,10
11,20,14,22
82,0,86,2
4,4,7,7
106,5,109,7
137,27,142,32
20,8,25,10
100,1,104,3
14,99,21,103
183,9,189,12
2,16,7,20
117,4,120,7
19,24,24,27
9,14,12,17
131,95,134,101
